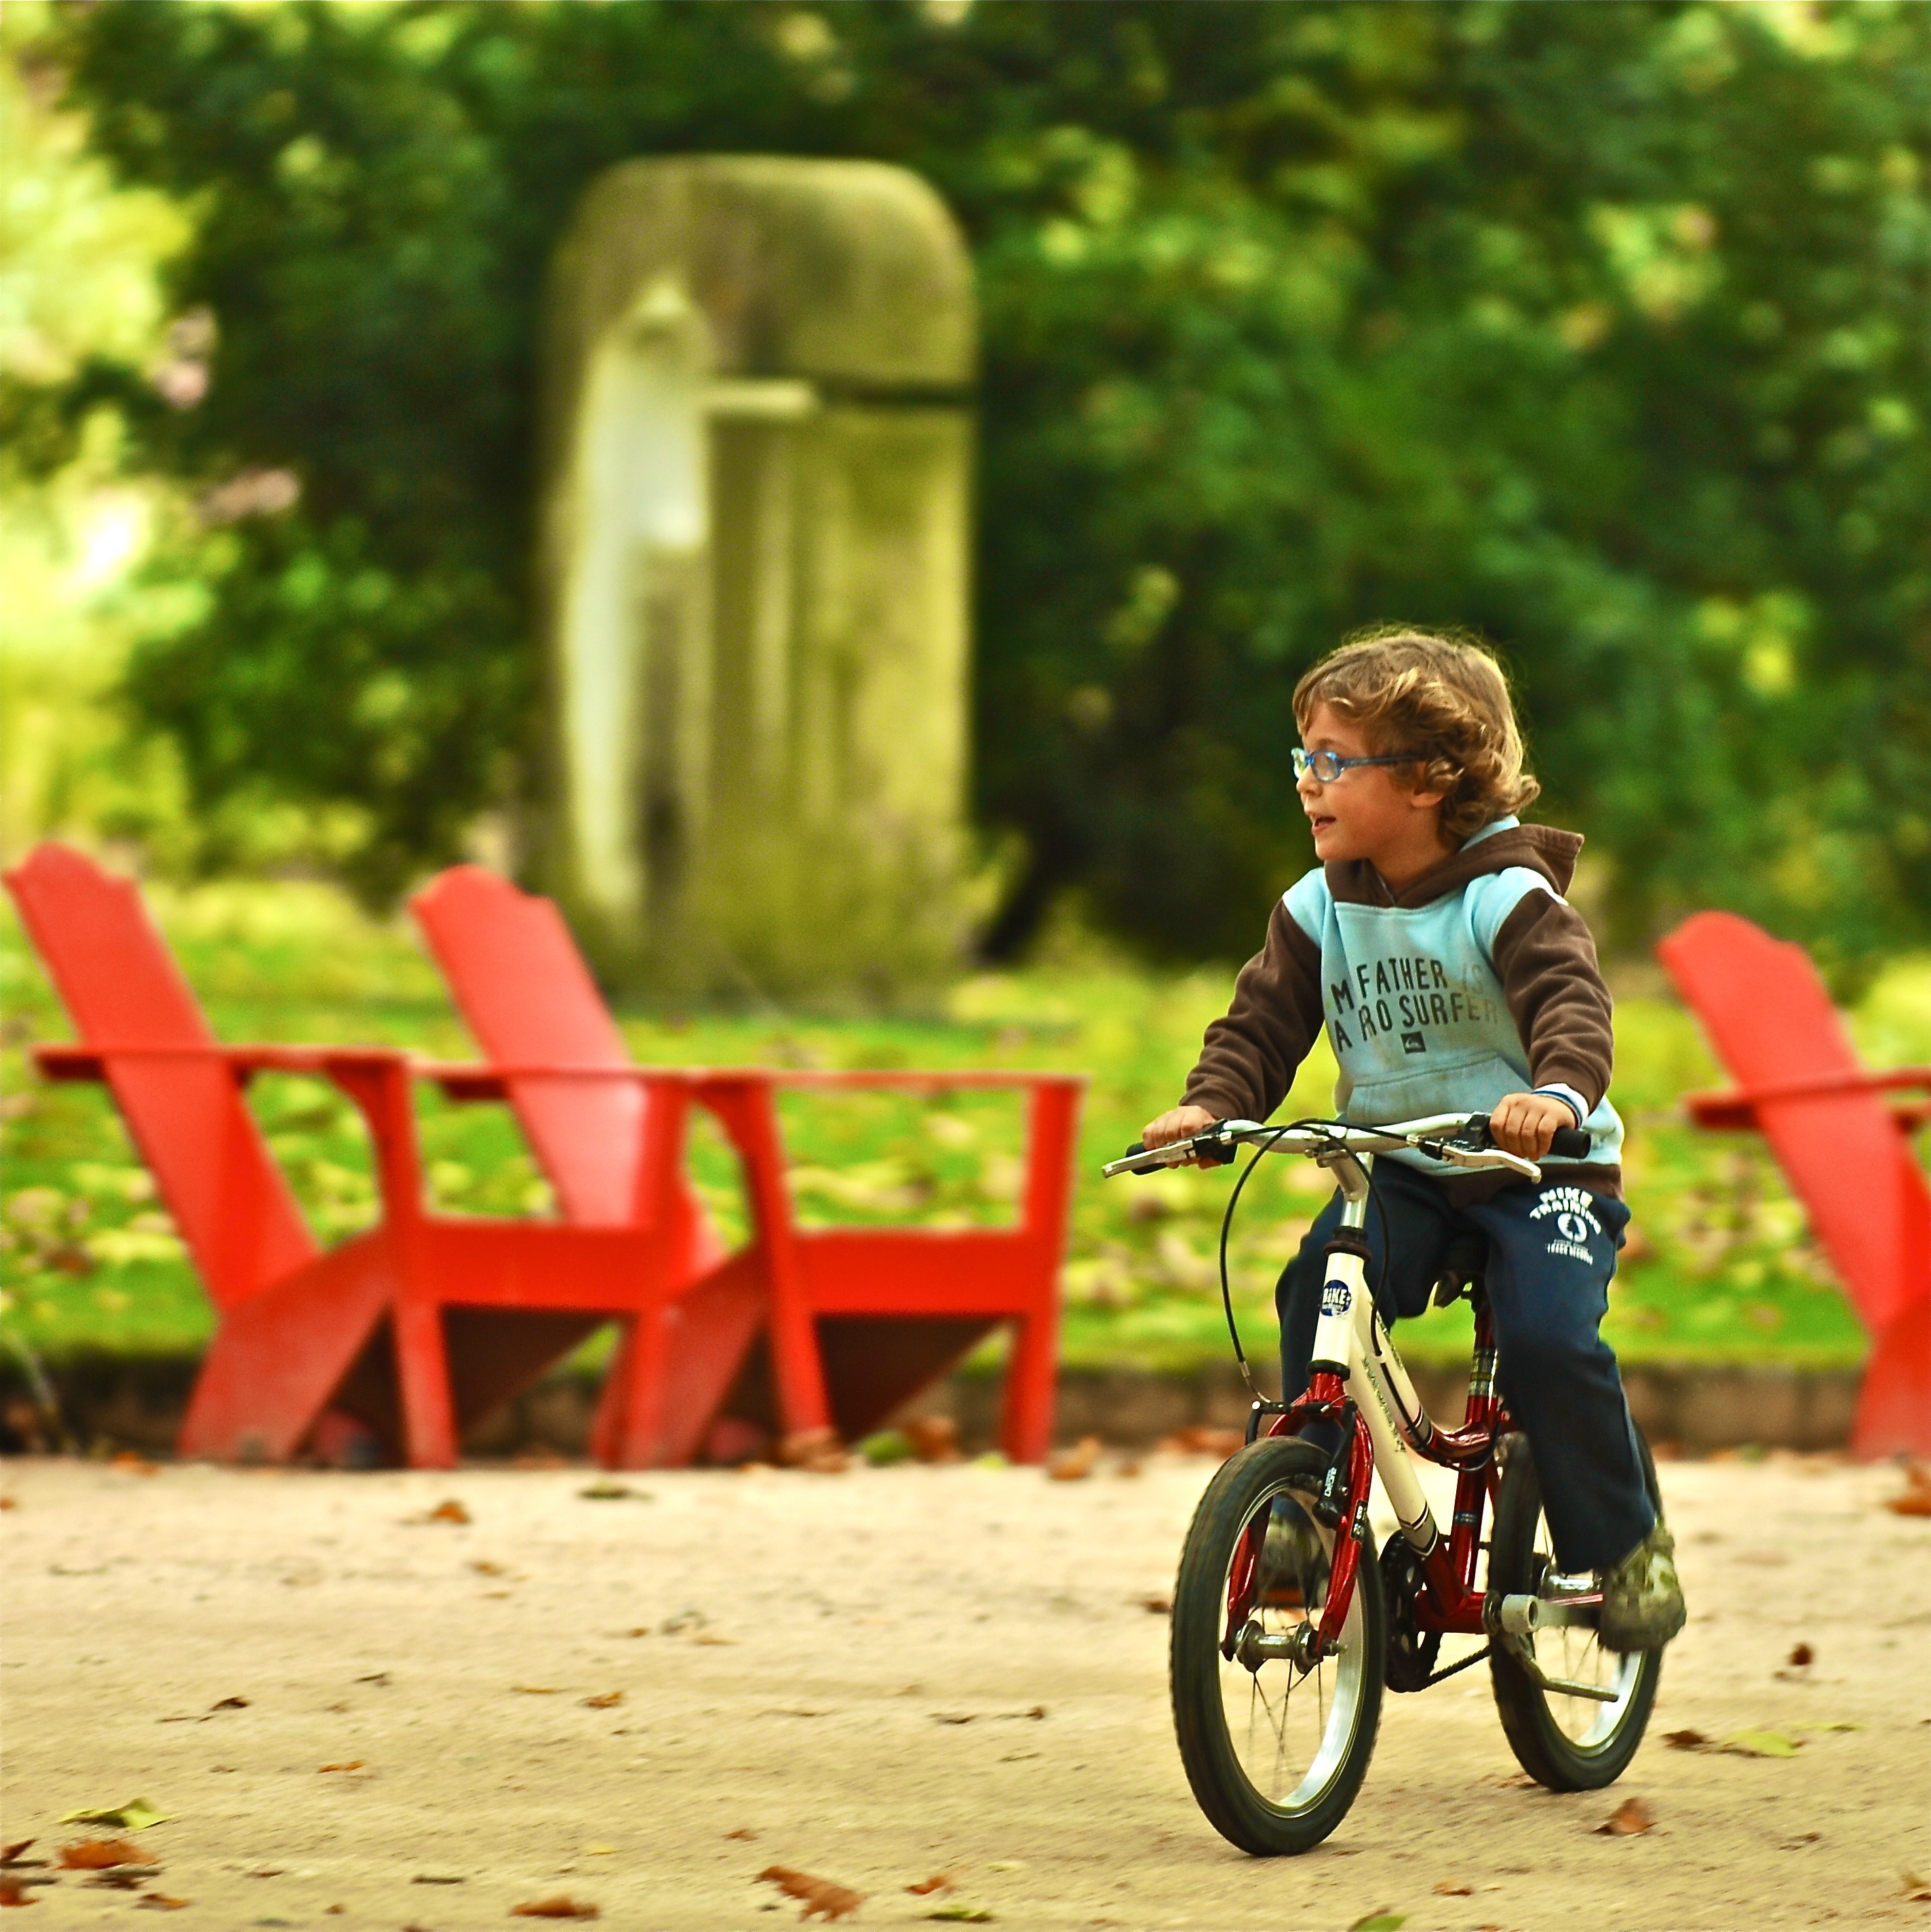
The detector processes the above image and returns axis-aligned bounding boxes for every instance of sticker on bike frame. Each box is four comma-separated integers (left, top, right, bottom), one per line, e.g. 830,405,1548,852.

1320,1279,1352,1317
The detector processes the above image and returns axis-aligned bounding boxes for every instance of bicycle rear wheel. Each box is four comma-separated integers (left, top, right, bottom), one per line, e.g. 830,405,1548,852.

1488,1429,1662,1790
1169,1436,1385,1855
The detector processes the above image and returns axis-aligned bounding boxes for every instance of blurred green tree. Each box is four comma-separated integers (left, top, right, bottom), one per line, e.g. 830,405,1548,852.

31,0,1931,978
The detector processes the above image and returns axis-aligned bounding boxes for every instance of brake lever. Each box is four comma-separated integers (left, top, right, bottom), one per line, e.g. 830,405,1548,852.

1418,1137,1543,1183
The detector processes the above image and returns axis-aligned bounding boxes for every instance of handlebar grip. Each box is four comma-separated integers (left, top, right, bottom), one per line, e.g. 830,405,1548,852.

1116,1138,1235,1169
1548,1126,1592,1160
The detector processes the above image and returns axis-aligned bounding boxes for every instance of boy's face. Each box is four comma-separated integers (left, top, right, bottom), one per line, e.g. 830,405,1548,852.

1297,701,1449,868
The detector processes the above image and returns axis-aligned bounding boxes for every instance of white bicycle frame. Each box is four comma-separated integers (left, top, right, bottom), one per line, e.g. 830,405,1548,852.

1107,1112,1542,1559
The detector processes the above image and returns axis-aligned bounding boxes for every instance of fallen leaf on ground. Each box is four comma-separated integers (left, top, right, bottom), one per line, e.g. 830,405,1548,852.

0,1875,33,1908
1158,1425,1245,1458
1884,1465,1931,1515
1432,1879,1474,1895
134,1895,189,1911
1346,1913,1405,1931
1663,1728,1710,1750
84,1868,161,1890
758,1865,864,1921
56,1802,168,1831
926,1910,994,1925
579,1480,649,1501
775,1427,850,1474
1139,1593,1172,1615
0,1498,14,1511
1902,1870,1931,1902
412,1874,467,1884
906,1873,956,1895
1595,1798,1654,1836
58,1841,147,1870
512,1686,563,1695
905,1416,962,1463
1723,1729,1801,1758
0,1847,31,1868
723,1829,758,1842
581,1691,623,1709
693,1631,737,1646
423,1499,471,1524
208,1695,250,1711
471,1560,507,1576
317,1760,366,1773
1787,1642,1814,1667
355,1672,391,1686
510,1898,599,1920
111,1451,159,1475
1047,1435,1101,1482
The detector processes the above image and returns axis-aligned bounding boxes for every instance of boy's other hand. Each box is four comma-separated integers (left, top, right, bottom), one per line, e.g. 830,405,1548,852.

1489,1091,1577,1161
1142,1104,1219,1165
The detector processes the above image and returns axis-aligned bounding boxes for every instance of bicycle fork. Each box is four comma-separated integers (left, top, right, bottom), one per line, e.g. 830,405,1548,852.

1239,1148,1500,1659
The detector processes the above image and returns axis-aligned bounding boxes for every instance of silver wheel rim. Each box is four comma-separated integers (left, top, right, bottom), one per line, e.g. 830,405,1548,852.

1523,1505,1642,1745
1215,1483,1367,1814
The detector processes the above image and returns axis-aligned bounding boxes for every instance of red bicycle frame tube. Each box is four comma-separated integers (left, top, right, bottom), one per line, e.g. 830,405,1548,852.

1262,1305,1510,1650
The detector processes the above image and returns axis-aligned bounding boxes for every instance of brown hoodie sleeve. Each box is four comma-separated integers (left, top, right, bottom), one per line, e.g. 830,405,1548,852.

1489,889,1614,1112
1182,900,1326,1121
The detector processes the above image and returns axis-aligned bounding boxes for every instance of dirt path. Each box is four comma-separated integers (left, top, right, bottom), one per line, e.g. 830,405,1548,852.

5,1451,1930,1930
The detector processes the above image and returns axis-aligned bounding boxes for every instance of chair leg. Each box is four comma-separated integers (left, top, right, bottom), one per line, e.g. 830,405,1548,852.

1851,1296,1931,1459
589,1328,633,1467
1000,1309,1061,1465
608,1308,671,1470
393,1298,459,1469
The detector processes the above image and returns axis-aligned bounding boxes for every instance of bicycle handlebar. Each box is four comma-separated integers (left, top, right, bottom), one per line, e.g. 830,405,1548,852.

1102,1111,1591,1182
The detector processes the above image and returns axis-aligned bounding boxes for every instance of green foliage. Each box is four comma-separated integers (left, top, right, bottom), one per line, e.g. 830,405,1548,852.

4,877,1908,1376
35,1,1931,968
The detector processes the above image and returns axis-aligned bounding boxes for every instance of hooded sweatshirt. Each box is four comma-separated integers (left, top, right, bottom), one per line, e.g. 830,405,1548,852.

1182,818,1622,1197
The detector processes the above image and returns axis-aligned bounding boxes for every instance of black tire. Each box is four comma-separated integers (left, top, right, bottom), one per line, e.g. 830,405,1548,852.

1488,1428,1663,1791
1170,1437,1386,1855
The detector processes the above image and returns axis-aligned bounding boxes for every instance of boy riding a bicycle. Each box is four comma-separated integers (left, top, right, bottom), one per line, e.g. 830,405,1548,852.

1143,627,1685,1653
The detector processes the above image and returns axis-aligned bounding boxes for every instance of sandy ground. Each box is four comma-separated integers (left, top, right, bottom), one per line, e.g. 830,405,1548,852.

5,1450,1930,1932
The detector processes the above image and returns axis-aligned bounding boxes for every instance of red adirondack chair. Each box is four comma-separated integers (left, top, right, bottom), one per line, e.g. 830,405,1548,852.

1658,910,1931,1457
3,843,744,1468
410,866,1083,1463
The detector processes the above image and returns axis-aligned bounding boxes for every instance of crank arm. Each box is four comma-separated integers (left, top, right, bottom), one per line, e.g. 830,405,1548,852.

1504,1640,1620,1703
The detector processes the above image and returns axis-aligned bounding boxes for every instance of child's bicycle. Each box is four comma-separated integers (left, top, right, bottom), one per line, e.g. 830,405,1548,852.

1104,1112,1662,1855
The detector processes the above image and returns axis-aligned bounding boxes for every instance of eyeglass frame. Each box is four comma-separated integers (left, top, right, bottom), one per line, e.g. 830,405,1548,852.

1291,746,1428,784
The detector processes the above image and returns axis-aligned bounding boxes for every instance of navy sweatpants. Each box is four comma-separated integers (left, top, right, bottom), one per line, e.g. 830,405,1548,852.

1277,1159,1653,1574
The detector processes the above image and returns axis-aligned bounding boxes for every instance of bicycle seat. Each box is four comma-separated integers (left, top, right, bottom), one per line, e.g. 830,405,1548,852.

1430,1233,1488,1308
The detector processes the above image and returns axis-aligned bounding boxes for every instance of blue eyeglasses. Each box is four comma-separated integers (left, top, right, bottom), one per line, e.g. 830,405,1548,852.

1291,746,1424,784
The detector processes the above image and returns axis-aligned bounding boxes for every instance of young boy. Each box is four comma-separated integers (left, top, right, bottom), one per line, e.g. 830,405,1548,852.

1142,628,1684,1650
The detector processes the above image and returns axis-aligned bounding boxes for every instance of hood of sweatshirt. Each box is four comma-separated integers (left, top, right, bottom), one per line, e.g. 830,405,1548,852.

1325,817,1584,910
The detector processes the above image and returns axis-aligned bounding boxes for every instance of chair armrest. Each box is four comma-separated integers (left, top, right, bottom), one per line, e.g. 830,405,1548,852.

1685,1066,1931,1132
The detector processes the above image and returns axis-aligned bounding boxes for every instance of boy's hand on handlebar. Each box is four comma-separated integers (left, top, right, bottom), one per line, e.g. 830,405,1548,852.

1489,1091,1577,1161
1142,1104,1219,1165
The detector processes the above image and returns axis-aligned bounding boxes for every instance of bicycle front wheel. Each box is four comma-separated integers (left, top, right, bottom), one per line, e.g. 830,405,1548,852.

1488,1429,1662,1790
1169,1436,1385,1856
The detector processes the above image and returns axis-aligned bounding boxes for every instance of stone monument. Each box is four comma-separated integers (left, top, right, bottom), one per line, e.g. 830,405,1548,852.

535,157,976,997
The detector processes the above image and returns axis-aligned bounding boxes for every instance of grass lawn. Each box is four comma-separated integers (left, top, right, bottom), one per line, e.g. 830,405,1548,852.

5,878,1924,1383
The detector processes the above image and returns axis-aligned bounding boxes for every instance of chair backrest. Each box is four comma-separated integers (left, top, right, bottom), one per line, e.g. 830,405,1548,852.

3,843,316,1309
1658,910,1930,1333
408,866,649,1226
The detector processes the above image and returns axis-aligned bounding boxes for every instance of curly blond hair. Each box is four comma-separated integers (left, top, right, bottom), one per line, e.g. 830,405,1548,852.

1292,627,1540,843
